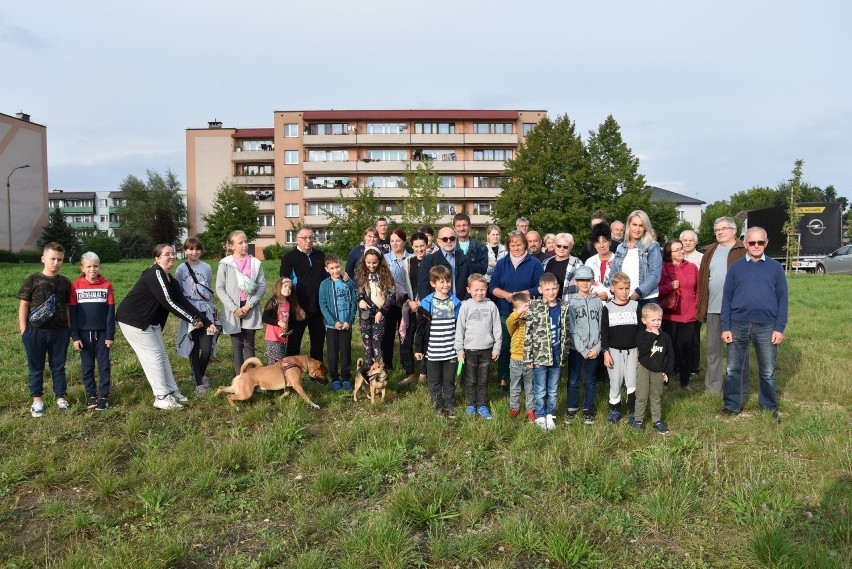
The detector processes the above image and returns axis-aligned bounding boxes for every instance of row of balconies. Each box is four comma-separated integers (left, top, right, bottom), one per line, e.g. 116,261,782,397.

301,133,518,146
300,213,495,228
297,159,507,174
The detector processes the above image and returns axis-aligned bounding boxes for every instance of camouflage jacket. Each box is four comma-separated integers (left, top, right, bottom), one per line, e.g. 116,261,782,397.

523,298,571,366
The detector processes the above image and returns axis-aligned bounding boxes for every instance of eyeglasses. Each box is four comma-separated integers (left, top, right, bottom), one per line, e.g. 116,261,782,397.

746,240,767,247
670,248,684,253
714,227,735,233
555,244,571,249
159,252,176,258
439,236,457,243
298,236,315,241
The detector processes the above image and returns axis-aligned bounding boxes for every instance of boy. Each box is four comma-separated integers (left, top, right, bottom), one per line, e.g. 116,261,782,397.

506,292,534,421
415,265,461,417
70,252,116,411
319,254,357,391
455,273,502,419
566,265,603,424
601,272,641,425
524,272,570,431
17,242,73,417
635,303,675,434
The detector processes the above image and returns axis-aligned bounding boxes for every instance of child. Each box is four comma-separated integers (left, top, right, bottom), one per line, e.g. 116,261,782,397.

319,254,357,391
566,265,603,424
355,247,395,366
415,265,461,417
601,272,641,425
262,277,304,364
455,273,502,419
175,237,217,396
524,272,570,431
506,292,534,421
70,252,116,410
635,303,675,434
17,242,73,417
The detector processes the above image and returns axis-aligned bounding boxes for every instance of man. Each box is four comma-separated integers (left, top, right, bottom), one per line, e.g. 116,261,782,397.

610,220,625,244
680,230,703,269
453,213,488,275
526,230,552,262
417,227,470,301
279,227,327,361
720,227,787,418
515,217,529,234
696,217,747,394
375,217,391,254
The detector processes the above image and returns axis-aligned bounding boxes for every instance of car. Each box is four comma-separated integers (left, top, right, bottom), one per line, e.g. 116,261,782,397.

814,245,852,274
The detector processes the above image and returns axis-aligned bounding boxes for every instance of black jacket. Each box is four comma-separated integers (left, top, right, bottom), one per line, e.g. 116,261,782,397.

116,265,209,330
279,247,326,313
636,329,675,375
416,249,471,301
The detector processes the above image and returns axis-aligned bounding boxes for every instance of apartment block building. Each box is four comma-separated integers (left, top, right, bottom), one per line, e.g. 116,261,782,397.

46,190,126,237
187,109,547,257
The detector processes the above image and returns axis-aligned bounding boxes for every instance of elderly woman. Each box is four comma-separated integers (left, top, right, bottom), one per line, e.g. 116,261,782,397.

658,239,699,389
488,230,544,391
542,232,584,299
345,227,380,277
485,224,507,282
611,210,663,306
544,233,556,256
382,228,412,373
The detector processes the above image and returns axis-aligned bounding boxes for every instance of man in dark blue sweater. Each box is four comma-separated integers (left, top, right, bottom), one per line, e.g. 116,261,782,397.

720,227,788,418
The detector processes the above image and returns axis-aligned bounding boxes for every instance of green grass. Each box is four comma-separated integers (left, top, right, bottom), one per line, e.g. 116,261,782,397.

0,259,850,567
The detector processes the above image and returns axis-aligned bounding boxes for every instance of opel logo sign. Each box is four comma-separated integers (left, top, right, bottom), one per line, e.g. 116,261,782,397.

807,219,825,236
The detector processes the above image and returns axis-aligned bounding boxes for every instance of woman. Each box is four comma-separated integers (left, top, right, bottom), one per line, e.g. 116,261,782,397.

382,228,412,373
345,227,379,278
116,243,215,410
542,232,583,299
610,210,663,306
544,233,556,256
485,224,507,283
488,230,544,390
658,239,699,389
216,230,267,375
399,231,429,385
584,222,615,301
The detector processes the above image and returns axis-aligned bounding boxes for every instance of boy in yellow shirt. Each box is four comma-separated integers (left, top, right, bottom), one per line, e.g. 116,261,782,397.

505,292,534,421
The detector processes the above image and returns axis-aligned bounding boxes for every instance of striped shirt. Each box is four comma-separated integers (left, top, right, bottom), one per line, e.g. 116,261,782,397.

426,296,457,361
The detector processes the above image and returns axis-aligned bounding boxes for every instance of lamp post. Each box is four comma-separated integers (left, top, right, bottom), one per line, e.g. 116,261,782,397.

5,164,30,251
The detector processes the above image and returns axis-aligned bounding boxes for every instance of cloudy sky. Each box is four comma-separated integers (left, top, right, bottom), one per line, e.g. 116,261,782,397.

2,0,849,206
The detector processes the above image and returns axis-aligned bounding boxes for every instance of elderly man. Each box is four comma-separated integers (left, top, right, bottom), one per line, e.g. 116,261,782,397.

720,227,787,418
515,217,529,234
417,227,471,301
453,213,488,275
526,230,552,262
610,221,625,244
697,217,747,394
542,233,583,298
680,230,703,269
279,227,327,361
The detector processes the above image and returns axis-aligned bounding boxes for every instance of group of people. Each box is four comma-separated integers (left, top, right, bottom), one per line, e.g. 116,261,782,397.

18,209,787,424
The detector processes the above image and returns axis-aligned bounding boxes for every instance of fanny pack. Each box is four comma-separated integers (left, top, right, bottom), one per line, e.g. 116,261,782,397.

235,268,258,296
29,294,57,327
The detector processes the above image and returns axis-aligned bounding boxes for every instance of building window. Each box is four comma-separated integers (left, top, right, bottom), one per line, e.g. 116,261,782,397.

523,123,536,135
314,229,335,243
473,202,493,215
472,149,513,161
284,124,299,138
238,140,274,151
473,176,510,188
285,204,299,217
307,150,349,162
284,177,299,191
307,202,346,216
379,202,401,215
438,176,456,188
473,123,514,134
414,122,455,134
413,149,456,161
285,230,297,244
99,199,108,207
258,214,275,227
238,164,273,176
366,149,407,161
100,215,107,223
365,176,404,188
436,202,454,215
284,151,299,164
366,123,407,134
306,123,350,135
306,176,353,189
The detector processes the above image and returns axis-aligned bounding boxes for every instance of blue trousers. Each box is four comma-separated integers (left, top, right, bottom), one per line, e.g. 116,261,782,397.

23,327,71,398
567,349,597,413
78,329,111,397
724,321,779,412
533,364,561,418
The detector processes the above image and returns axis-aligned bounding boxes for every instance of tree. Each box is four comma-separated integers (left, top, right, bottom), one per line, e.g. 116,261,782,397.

697,200,737,246
81,234,121,263
783,159,804,271
116,169,189,245
399,159,442,234
648,199,681,242
729,186,782,214
197,181,260,257
38,207,80,255
323,184,382,259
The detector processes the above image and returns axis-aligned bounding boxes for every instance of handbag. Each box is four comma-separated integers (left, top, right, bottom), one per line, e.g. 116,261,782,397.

28,294,57,327
660,287,681,311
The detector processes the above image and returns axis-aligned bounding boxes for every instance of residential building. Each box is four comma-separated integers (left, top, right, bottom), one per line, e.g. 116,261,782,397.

187,110,547,258
46,190,125,237
647,185,706,229
0,111,48,251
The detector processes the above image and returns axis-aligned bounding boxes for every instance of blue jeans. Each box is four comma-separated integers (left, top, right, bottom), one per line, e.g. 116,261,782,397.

533,364,561,418
567,349,597,413
23,327,71,398
78,329,112,397
724,321,778,412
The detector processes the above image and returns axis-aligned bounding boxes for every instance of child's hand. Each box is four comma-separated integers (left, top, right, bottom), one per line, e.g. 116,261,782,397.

105,340,113,348
492,352,499,361
662,373,669,385
586,349,598,360
375,312,383,324
415,353,423,361
457,353,465,363
358,300,369,310
73,340,83,351
603,351,613,368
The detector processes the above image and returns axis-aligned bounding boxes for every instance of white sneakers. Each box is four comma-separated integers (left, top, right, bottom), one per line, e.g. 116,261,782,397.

31,401,45,418
535,415,557,431
153,393,184,410
56,398,70,411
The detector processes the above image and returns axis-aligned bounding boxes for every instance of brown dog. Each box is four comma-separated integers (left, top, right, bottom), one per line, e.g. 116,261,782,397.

352,358,388,403
216,355,328,409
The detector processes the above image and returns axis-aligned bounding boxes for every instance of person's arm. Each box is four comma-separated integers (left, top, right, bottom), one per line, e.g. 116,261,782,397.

454,304,467,358
279,252,293,279
18,300,29,334
247,261,266,311
468,241,488,275
636,243,663,299
720,265,736,341
658,264,675,296
216,262,238,313
319,281,334,325
151,268,208,325
491,305,502,359
416,254,434,301
505,310,520,335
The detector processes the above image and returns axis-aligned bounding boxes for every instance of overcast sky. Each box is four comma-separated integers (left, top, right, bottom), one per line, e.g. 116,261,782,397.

2,0,849,206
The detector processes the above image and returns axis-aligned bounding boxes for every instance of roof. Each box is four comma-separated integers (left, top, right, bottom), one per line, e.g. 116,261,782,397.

299,110,532,121
108,191,124,198
47,191,95,200
646,186,706,205
232,128,274,138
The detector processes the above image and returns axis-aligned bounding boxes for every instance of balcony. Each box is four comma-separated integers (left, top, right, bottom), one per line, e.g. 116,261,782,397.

69,222,96,229
464,133,518,145
411,134,465,145
356,133,411,145
56,206,95,214
303,215,330,227
233,175,274,186
469,214,495,226
303,134,357,146
232,150,274,162
356,159,407,172
303,187,345,199
108,222,122,229
302,161,357,174
465,161,507,172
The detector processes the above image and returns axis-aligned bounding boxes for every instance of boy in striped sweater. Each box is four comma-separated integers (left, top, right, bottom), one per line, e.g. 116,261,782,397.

415,265,461,418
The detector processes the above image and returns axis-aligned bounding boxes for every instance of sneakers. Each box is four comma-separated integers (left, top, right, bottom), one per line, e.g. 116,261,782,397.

583,412,595,425
95,397,109,411
632,420,645,431
446,408,457,419
653,420,670,435
342,381,353,391
194,383,209,397
477,406,493,420
56,398,70,412
399,374,416,386
545,414,556,431
720,407,740,416
627,413,636,425
606,410,622,424
331,380,342,392
466,405,477,415
172,391,188,404
87,396,98,410
527,410,536,423
510,408,520,417
565,409,578,423
535,417,548,431
31,401,45,418
153,393,183,410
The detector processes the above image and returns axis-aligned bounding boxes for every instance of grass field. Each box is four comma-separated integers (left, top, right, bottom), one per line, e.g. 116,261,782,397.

0,259,849,568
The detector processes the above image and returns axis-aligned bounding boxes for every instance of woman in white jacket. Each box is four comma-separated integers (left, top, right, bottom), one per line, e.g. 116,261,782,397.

215,230,267,374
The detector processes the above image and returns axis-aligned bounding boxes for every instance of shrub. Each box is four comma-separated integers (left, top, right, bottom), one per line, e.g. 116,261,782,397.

119,233,155,259
17,249,43,263
0,250,19,263
261,242,287,260
81,234,122,263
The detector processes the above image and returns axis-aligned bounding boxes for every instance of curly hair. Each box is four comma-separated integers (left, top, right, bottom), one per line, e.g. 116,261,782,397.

355,248,395,292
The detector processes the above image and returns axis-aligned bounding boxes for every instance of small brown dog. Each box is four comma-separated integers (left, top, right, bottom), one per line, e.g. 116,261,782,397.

216,355,328,409
352,358,388,403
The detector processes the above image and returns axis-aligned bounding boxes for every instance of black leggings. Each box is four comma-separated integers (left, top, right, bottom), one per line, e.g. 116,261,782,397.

189,328,214,385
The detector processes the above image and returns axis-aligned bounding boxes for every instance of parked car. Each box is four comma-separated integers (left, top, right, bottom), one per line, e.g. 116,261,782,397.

815,245,852,274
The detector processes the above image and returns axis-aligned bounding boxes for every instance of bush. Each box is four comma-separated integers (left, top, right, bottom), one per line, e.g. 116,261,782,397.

0,250,19,264
81,234,122,263
119,233,156,259
261,242,287,261
17,249,43,263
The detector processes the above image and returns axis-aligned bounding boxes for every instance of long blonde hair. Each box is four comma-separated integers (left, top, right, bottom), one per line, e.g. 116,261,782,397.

626,210,655,247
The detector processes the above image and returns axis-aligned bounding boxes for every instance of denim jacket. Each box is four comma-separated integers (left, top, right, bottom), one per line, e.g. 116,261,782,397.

611,239,663,299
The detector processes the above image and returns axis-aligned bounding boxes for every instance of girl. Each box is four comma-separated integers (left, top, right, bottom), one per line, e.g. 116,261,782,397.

175,237,217,396
355,247,395,365
215,230,267,375
262,277,305,363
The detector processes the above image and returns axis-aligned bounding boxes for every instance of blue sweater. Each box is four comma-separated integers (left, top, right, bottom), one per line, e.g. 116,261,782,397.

721,256,788,333
319,277,357,328
488,254,544,316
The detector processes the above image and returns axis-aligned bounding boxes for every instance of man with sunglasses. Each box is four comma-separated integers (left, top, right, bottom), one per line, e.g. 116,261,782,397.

696,217,747,394
720,227,787,419
417,227,471,301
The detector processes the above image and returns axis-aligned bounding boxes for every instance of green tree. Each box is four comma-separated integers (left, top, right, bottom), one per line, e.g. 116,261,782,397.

116,169,189,245
697,200,737,246
197,182,260,257
783,159,804,271
38,207,80,255
648,199,681,242
323,184,382,259
81,234,121,263
729,186,782,214
399,159,442,234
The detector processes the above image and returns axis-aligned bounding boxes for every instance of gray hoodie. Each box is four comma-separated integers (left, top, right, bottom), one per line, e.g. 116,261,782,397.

455,298,502,355
567,292,603,357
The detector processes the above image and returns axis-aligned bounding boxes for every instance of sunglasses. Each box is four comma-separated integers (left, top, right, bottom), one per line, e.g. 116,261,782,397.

746,240,766,247
555,244,571,249
439,236,457,243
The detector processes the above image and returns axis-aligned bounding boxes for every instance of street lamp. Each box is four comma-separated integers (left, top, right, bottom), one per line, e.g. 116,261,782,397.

5,164,30,251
